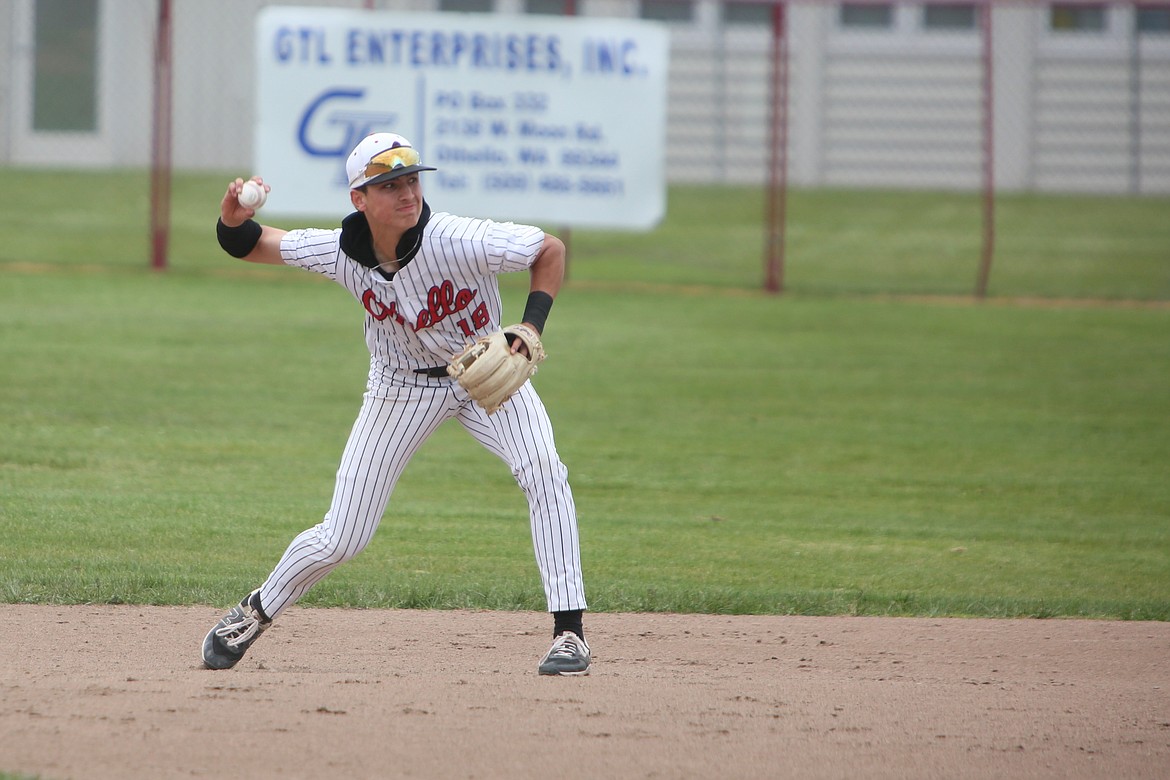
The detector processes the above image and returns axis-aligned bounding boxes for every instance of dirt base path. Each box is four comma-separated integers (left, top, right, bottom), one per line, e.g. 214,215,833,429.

1,606,1167,779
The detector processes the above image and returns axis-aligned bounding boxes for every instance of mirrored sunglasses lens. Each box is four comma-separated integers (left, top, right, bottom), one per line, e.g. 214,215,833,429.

365,147,421,178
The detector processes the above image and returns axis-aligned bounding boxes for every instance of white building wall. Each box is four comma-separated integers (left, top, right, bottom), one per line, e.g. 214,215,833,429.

3,0,155,167
1031,5,1170,193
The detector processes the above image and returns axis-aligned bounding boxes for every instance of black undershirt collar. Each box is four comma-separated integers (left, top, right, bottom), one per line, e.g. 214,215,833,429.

339,201,432,280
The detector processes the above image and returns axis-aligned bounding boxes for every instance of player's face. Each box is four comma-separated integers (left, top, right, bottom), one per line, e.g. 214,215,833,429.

356,174,423,231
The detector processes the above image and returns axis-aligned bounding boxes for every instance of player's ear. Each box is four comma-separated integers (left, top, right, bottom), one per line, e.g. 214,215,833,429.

350,187,366,212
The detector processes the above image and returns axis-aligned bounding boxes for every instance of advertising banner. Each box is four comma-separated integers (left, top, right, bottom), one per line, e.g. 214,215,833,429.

255,7,669,228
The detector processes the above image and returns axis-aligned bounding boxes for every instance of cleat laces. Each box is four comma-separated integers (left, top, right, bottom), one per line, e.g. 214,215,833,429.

548,632,586,659
215,605,268,650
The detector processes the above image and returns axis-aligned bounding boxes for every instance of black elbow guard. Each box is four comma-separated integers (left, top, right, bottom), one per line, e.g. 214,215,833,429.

216,218,263,258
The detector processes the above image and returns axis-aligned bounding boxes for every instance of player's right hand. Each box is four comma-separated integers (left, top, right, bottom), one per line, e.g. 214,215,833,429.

221,177,268,226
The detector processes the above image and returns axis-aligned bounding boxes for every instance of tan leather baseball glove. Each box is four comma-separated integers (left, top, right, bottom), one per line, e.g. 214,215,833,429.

447,323,546,414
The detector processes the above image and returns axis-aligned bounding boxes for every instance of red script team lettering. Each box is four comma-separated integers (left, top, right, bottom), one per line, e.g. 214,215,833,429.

362,281,489,337
416,280,476,330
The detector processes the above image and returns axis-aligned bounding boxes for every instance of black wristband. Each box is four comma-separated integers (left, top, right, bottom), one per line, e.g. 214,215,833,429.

522,291,554,334
216,218,263,258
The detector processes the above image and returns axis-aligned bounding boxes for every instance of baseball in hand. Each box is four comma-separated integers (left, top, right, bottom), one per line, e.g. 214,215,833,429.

238,180,267,210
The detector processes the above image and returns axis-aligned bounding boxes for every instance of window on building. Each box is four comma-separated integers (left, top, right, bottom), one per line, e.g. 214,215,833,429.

524,0,573,14
1050,3,1107,32
34,0,98,132
1137,5,1170,33
640,0,695,23
840,3,894,29
724,1,773,26
439,0,494,12
923,3,978,30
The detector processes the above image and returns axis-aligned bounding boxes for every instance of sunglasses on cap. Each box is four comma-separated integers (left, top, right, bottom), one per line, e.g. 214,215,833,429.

358,146,422,181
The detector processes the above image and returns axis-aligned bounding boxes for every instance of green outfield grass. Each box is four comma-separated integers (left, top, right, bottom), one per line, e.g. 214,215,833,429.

1,170,1167,619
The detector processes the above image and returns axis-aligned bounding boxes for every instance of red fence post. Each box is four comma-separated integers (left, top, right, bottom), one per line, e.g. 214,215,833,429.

149,0,174,271
764,0,789,295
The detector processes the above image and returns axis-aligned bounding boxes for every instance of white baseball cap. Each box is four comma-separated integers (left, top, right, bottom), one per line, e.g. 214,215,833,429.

345,132,437,189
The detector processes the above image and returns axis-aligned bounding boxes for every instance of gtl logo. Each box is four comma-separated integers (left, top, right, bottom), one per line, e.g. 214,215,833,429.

297,88,399,184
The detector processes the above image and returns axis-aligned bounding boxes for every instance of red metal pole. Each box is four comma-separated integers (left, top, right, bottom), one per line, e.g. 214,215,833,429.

764,1,789,294
149,0,173,271
975,0,995,299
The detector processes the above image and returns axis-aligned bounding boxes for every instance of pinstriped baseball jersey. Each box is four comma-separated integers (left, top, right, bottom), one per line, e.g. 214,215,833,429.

280,208,544,389
251,205,587,621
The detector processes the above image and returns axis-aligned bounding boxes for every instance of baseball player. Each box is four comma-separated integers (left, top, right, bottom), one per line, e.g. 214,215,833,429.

201,132,589,676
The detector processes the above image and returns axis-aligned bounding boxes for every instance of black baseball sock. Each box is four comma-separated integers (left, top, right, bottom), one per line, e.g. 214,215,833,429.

553,609,584,639
247,590,272,623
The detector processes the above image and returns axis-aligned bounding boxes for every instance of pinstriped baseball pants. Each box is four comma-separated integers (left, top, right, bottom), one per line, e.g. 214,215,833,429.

256,380,587,619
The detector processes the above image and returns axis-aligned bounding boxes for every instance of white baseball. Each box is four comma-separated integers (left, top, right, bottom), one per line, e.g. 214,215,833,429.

238,180,267,210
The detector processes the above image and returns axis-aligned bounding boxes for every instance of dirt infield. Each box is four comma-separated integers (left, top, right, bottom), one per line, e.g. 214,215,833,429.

1,606,1166,779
